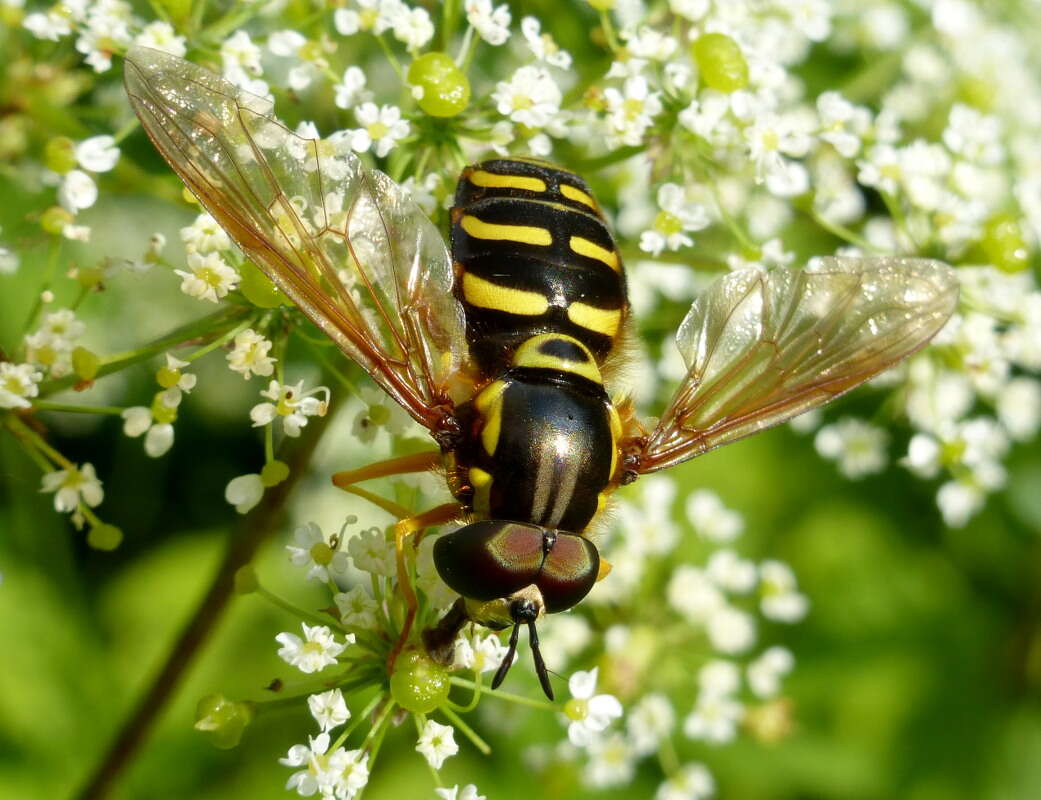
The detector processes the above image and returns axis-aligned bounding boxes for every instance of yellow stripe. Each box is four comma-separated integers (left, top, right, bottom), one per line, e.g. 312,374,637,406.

461,214,552,246
469,467,493,516
475,380,508,456
567,302,622,337
607,404,622,478
463,272,549,315
470,170,547,193
513,334,602,385
560,184,597,210
569,236,619,271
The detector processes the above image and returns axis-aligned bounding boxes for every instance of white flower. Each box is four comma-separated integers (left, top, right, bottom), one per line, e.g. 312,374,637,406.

626,693,676,756
268,29,306,56
613,475,679,556
334,0,394,36
121,402,176,458
747,646,795,698
937,479,985,528
250,379,329,437
564,667,623,747
325,748,370,799
814,418,889,479
602,75,663,147
465,0,511,46
334,585,380,630
175,252,240,303
221,30,263,84
521,17,571,68
656,762,715,800
24,10,71,40
706,605,757,654
350,386,413,442
0,362,43,409
817,91,870,158
686,489,744,542
58,170,98,211
41,463,104,513
334,67,371,110
683,692,743,744
308,689,350,732
287,522,350,583
492,66,562,129
347,103,410,158
134,20,187,56
391,5,434,50
75,135,119,172
276,623,351,674
667,565,725,623
225,473,264,514
180,213,232,254
698,660,740,697
0,243,18,275
706,550,757,594
583,731,637,788
436,785,486,800
997,377,1041,441
759,560,809,622
416,719,458,769
226,328,276,379
453,630,511,674
280,732,334,797
347,527,396,576
639,183,710,256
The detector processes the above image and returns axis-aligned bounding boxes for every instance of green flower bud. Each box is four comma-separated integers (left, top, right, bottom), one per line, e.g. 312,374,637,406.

234,565,258,594
156,366,181,389
587,0,614,9
72,346,100,381
44,136,77,174
389,650,450,713
76,266,105,290
261,459,290,487
40,205,74,235
151,391,178,424
981,212,1030,273
407,53,471,118
87,523,123,551
692,33,750,93
194,694,255,749
239,260,287,308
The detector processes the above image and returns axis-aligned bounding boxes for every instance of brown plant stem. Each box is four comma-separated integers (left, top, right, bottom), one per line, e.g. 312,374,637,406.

74,407,335,800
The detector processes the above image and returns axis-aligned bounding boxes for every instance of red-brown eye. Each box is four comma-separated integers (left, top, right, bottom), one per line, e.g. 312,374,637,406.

433,520,544,601
537,532,599,613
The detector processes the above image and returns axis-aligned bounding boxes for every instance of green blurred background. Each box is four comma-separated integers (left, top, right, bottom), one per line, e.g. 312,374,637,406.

2,184,1041,800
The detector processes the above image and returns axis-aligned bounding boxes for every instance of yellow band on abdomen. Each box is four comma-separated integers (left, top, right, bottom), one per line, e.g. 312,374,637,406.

462,272,550,315
569,235,619,271
567,302,622,337
461,214,552,246
469,170,547,193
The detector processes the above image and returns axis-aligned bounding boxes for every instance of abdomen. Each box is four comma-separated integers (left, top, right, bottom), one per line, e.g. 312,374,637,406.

451,158,628,377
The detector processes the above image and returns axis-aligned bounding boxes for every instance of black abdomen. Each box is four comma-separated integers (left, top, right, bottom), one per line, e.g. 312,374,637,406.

451,159,628,376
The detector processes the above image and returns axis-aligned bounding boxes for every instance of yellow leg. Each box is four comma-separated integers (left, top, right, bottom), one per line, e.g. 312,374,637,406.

332,450,441,490
387,502,466,671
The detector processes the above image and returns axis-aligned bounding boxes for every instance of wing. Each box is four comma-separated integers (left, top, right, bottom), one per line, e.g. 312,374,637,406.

124,46,467,433
631,257,959,473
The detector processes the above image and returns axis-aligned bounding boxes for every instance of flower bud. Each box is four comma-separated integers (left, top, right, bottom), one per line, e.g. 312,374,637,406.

239,260,287,308
194,694,255,749
389,650,450,713
234,565,259,594
44,136,77,174
40,205,74,235
692,33,749,93
407,53,471,118
87,523,123,550
261,459,290,487
72,347,100,381
981,213,1030,273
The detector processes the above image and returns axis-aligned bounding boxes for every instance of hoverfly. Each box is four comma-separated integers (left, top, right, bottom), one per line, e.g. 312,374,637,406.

124,46,958,700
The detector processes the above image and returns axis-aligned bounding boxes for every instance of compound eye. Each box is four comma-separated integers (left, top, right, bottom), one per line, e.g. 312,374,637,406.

433,520,545,602
537,533,599,613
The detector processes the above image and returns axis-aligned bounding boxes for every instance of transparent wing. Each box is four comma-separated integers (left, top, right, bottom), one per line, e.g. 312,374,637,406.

124,46,467,432
633,257,959,473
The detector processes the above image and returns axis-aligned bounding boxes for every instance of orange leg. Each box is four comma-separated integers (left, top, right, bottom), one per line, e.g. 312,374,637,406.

386,502,466,670
332,449,441,490
332,452,465,670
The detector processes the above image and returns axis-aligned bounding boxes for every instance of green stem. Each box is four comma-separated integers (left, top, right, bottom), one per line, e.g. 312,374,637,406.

333,692,385,750
185,316,255,362
33,400,126,415
439,705,491,755
446,671,483,713
4,413,73,468
575,145,645,172
39,306,248,397
449,677,558,712
3,415,56,472
257,586,345,630
21,239,62,338
374,34,404,81
599,9,620,52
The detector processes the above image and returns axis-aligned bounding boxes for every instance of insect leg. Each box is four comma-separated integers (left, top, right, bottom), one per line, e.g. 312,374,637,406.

387,502,467,671
331,450,441,490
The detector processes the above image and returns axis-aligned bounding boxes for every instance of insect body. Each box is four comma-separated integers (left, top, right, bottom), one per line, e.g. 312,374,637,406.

124,47,960,700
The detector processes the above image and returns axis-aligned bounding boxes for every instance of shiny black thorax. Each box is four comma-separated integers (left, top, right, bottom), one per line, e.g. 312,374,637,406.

458,367,615,533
